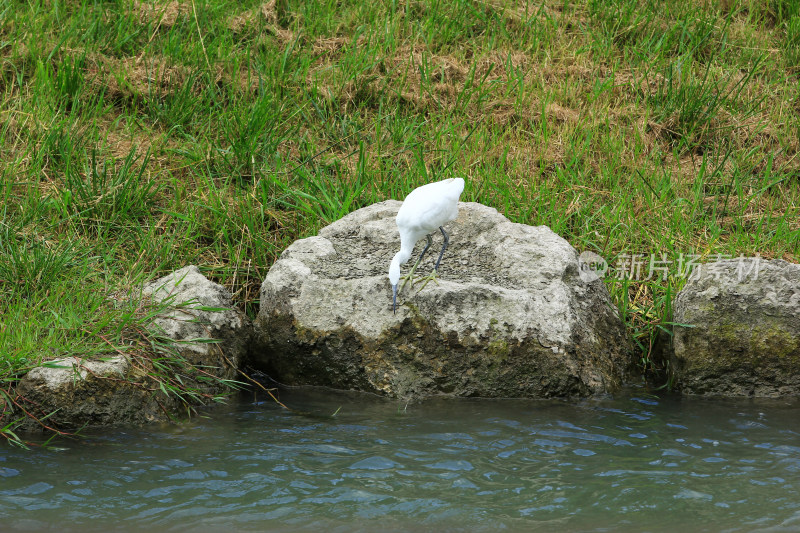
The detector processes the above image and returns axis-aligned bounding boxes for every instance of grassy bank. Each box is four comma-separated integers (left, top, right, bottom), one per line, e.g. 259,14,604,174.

1,0,798,409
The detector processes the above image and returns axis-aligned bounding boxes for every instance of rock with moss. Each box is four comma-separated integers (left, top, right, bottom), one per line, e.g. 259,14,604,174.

11,266,251,430
670,258,800,396
253,201,632,399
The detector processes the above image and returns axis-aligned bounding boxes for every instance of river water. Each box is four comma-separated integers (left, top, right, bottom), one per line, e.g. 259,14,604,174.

1,387,799,532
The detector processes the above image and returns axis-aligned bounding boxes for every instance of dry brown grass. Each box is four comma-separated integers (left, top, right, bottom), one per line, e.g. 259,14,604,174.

227,0,296,44
133,0,191,30
84,54,217,103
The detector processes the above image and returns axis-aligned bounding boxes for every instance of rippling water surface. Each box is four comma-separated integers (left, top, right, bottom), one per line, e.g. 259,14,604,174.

2,388,799,532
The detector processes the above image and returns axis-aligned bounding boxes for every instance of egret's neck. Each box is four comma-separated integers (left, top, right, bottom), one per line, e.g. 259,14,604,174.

388,239,415,285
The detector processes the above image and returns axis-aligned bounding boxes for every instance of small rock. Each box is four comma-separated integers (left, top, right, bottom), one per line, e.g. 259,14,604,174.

141,265,252,387
10,266,252,430
14,355,168,428
670,258,800,396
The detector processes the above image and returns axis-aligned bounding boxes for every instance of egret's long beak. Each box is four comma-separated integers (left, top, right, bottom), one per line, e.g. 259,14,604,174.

392,284,398,314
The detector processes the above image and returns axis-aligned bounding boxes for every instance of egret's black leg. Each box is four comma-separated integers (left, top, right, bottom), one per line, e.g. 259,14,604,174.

415,226,451,293
417,234,434,265
400,234,433,293
433,226,450,271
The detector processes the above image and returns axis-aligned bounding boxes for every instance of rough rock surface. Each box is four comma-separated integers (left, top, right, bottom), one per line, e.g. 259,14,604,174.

141,264,251,387
14,356,172,428
12,266,251,430
670,258,800,396
253,201,631,399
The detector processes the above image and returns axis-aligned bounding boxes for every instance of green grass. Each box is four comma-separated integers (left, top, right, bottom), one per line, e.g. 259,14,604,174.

1,0,799,436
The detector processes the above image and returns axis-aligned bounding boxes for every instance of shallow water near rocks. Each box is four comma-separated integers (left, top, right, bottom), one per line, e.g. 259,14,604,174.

2,388,799,532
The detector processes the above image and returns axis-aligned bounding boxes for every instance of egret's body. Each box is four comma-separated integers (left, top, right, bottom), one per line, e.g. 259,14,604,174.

389,177,465,312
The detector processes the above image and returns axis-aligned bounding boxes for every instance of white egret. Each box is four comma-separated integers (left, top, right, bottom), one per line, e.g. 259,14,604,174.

389,177,465,313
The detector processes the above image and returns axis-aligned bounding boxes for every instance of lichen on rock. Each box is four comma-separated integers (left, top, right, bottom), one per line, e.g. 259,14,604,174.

669,258,800,396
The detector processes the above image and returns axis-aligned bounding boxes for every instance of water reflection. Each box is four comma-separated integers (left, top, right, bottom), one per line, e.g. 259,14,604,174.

1,389,799,532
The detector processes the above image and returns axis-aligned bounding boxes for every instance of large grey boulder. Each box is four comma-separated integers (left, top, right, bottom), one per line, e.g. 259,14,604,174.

11,266,251,430
253,201,631,399
671,258,800,396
